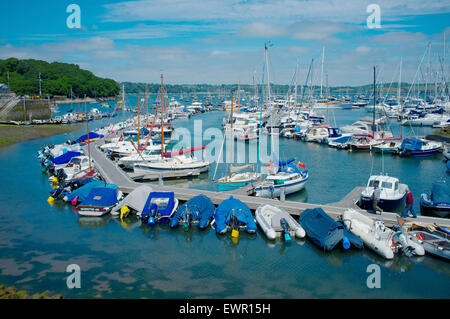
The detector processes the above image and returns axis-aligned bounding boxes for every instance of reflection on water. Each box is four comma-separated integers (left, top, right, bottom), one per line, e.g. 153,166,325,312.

0,101,448,298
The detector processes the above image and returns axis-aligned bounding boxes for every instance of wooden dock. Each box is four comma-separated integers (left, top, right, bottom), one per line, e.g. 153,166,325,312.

86,142,450,228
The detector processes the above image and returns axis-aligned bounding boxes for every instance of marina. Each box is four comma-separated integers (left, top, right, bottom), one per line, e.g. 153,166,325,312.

0,1,449,301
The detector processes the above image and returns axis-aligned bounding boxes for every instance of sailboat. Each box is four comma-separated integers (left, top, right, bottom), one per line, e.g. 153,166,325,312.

133,74,210,176
214,94,260,191
254,158,309,198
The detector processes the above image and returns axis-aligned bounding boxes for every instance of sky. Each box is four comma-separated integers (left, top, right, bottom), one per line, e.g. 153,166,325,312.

0,0,449,86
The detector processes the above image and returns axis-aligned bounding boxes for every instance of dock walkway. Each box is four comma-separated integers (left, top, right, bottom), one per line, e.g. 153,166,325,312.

85,142,450,228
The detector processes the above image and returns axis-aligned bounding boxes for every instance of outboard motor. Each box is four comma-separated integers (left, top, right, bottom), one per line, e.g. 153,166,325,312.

140,203,158,226
279,218,292,242
230,213,240,239
182,207,191,232
56,169,66,184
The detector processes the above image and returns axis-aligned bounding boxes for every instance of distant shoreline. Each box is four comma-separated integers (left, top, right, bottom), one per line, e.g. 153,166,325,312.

0,124,81,149
53,96,119,105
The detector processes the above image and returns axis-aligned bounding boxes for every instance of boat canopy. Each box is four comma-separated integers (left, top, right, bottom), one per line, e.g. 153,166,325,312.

401,138,423,151
171,194,215,228
75,132,104,143
431,183,449,204
51,151,81,165
65,180,106,202
142,192,175,217
81,187,118,207
111,185,153,215
214,196,256,233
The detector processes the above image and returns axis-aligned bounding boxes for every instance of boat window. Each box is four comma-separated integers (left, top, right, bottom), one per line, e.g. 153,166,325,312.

394,182,398,190
381,181,392,189
69,158,81,164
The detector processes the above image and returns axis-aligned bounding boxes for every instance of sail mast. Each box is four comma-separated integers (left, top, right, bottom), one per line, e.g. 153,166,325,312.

320,46,325,99
230,94,234,177
399,58,403,140
85,101,91,170
160,74,164,157
372,66,376,138
137,94,140,146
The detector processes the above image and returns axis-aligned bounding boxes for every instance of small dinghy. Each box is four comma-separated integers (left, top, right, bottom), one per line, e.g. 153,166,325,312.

255,204,305,241
139,192,178,226
111,185,153,217
403,222,449,260
214,196,257,236
77,186,119,217
169,194,215,230
299,208,363,251
343,209,396,259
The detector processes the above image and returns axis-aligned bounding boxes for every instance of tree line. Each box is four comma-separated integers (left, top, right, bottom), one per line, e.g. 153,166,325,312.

0,58,119,98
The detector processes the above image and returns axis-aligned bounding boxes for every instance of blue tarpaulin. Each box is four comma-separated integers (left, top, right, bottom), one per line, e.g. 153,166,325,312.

80,187,118,207
51,151,81,165
401,138,423,151
214,196,256,234
64,180,105,202
170,194,215,229
431,182,450,205
142,192,176,218
75,132,104,144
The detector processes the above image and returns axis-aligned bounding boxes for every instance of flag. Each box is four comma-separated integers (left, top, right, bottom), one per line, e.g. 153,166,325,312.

298,161,306,169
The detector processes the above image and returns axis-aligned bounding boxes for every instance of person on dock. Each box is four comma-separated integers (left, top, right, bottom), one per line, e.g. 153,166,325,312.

372,182,383,215
403,188,416,218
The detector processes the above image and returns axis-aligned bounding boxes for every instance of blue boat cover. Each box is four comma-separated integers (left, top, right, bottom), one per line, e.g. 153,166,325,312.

169,194,215,229
142,192,175,219
299,208,362,251
447,161,450,172
431,182,450,205
401,138,423,151
214,196,257,234
51,151,81,165
75,132,104,143
80,187,118,207
64,180,106,202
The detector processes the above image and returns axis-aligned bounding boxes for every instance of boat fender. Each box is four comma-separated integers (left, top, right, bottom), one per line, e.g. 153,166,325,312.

47,196,55,204
52,176,58,184
342,236,350,250
71,196,78,206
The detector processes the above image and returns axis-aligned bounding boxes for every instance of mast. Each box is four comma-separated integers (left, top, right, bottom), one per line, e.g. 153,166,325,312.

320,46,325,99
229,94,234,177
122,84,125,136
145,83,149,125
237,80,241,111
372,66,376,138
85,101,91,170
399,58,403,139
137,94,140,146
160,74,164,157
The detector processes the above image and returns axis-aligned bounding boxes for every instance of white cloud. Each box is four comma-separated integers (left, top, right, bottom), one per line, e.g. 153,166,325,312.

371,31,428,44
355,46,371,54
238,22,286,38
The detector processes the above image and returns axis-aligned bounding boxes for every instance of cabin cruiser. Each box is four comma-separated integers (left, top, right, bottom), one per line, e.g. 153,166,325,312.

133,155,210,176
359,175,408,212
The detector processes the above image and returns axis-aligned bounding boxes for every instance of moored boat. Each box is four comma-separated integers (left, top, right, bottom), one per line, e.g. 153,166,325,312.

255,204,305,241
169,194,215,230
214,196,257,235
299,208,363,251
359,175,407,212
77,186,119,217
420,182,450,218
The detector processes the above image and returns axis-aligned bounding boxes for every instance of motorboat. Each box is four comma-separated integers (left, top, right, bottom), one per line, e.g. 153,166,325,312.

255,204,305,241
138,192,179,225
254,158,309,198
420,182,450,218
214,196,257,235
359,175,407,212
77,186,120,217
399,138,442,157
111,185,153,217
299,208,363,251
169,194,215,230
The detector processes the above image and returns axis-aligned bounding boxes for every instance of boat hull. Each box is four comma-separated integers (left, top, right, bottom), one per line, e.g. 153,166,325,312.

359,194,406,212
255,177,308,198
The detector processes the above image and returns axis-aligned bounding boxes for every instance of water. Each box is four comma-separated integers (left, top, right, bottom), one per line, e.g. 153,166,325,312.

0,98,449,298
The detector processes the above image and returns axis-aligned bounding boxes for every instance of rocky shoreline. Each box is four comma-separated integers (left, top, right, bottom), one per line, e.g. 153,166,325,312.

0,284,63,299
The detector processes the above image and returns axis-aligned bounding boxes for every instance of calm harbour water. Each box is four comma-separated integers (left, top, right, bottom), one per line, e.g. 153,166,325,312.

0,98,448,298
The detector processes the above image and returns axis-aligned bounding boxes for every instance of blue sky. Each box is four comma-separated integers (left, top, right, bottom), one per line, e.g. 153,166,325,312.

1,0,449,86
